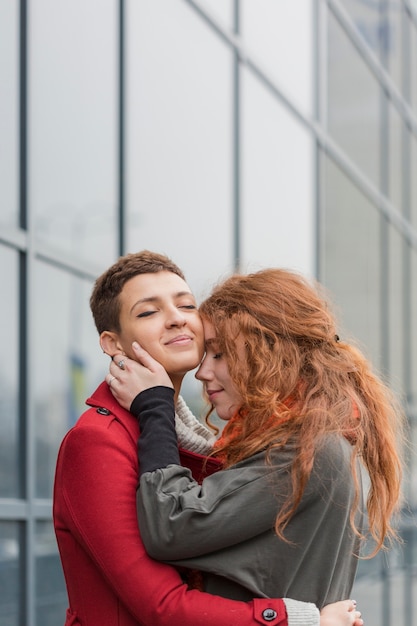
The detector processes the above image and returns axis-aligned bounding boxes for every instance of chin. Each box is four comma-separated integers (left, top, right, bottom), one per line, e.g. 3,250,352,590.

167,358,201,376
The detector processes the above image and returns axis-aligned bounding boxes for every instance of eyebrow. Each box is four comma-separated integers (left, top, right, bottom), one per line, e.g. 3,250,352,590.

205,337,219,347
130,291,194,314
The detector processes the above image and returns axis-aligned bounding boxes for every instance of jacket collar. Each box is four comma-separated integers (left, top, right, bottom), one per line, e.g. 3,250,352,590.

86,380,134,422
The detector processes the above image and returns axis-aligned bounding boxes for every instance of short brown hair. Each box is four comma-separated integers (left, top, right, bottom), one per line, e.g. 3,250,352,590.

90,250,185,334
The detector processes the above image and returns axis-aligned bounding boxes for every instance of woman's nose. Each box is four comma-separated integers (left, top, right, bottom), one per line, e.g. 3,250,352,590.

166,308,187,327
195,357,210,381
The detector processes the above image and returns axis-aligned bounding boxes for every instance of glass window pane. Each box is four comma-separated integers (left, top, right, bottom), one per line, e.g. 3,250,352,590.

241,67,314,275
335,1,404,101
382,0,404,93
388,226,405,396
412,135,417,231
338,0,379,47
352,544,413,626
0,1,19,227
412,21,417,108
205,0,233,28
328,11,380,189
241,0,313,116
388,100,403,210
126,0,233,293
33,261,106,498
35,521,66,626
412,249,417,411
409,248,417,515
321,154,381,366
29,0,117,268
0,522,20,626
0,248,19,497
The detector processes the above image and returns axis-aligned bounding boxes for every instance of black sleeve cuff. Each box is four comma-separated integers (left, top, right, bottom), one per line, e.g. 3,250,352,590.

133,386,180,476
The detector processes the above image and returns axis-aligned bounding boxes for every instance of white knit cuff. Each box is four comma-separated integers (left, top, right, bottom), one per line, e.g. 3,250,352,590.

174,396,216,455
283,598,319,626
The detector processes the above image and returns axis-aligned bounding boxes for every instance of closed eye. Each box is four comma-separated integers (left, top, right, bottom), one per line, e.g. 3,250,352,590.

137,310,157,318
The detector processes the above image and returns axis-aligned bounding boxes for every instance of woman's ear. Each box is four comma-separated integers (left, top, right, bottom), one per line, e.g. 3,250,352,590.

100,331,122,357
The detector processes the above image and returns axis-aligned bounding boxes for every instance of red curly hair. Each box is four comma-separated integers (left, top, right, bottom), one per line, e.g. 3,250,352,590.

199,268,405,555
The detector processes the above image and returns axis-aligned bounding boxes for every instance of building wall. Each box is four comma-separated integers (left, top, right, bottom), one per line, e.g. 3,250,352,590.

0,1,416,624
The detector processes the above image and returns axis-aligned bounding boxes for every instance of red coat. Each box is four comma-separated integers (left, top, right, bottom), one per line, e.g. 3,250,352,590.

53,382,287,626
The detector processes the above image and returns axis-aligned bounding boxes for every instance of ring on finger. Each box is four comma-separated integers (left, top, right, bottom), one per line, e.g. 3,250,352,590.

108,376,116,386
118,359,125,370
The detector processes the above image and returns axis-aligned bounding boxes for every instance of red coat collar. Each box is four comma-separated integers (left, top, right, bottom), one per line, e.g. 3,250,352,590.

85,381,221,481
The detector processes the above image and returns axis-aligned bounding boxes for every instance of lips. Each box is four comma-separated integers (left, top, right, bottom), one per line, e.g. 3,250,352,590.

207,389,223,401
165,334,193,345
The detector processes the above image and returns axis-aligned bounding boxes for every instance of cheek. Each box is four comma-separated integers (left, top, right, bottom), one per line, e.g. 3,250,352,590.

124,326,161,360
193,322,205,357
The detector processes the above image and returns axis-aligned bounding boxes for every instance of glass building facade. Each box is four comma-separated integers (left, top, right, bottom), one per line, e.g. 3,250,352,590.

0,1,416,624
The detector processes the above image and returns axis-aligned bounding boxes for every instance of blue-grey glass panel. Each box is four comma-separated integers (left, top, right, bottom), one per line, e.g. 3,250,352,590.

338,0,379,51
321,154,381,366
241,66,315,275
126,0,233,296
328,11,380,189
352,542,417,626
203,0,233,27
380,0,404,92
338,1,405,95
33,261,107,498
35,521,67,626
388,226,405,397
0,1,18,227
241,0,313,116
412,249,417,411
409,248,417,515
412,20,417,107
0,522,20,626
0,248,19,497
412,135,417,230
29,0,117,268
388,100,403,210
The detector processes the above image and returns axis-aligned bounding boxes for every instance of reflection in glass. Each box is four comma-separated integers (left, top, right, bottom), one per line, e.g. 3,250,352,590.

35,521,66,626
328,11,380,188
241,67,314,276
0,522,20,626
0,0,18,226
0,249,19,497
33,261,107,498
126,0,233,296
321,155,381,365
30,0,117,268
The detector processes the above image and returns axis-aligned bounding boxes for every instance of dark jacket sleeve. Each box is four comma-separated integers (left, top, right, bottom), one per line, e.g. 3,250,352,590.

131,386,180,475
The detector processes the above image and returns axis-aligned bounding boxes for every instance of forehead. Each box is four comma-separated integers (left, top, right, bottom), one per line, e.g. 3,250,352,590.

120,271,192,303
202,319,217,341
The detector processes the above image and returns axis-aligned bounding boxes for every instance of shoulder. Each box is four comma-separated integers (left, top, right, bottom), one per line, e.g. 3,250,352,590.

314,434,354,468
59,405,139,460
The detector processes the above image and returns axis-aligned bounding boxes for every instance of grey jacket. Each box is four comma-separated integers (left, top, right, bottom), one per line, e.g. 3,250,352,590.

134,387,364,610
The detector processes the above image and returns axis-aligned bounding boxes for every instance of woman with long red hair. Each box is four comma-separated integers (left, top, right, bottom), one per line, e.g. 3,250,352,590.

109,267,404,614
